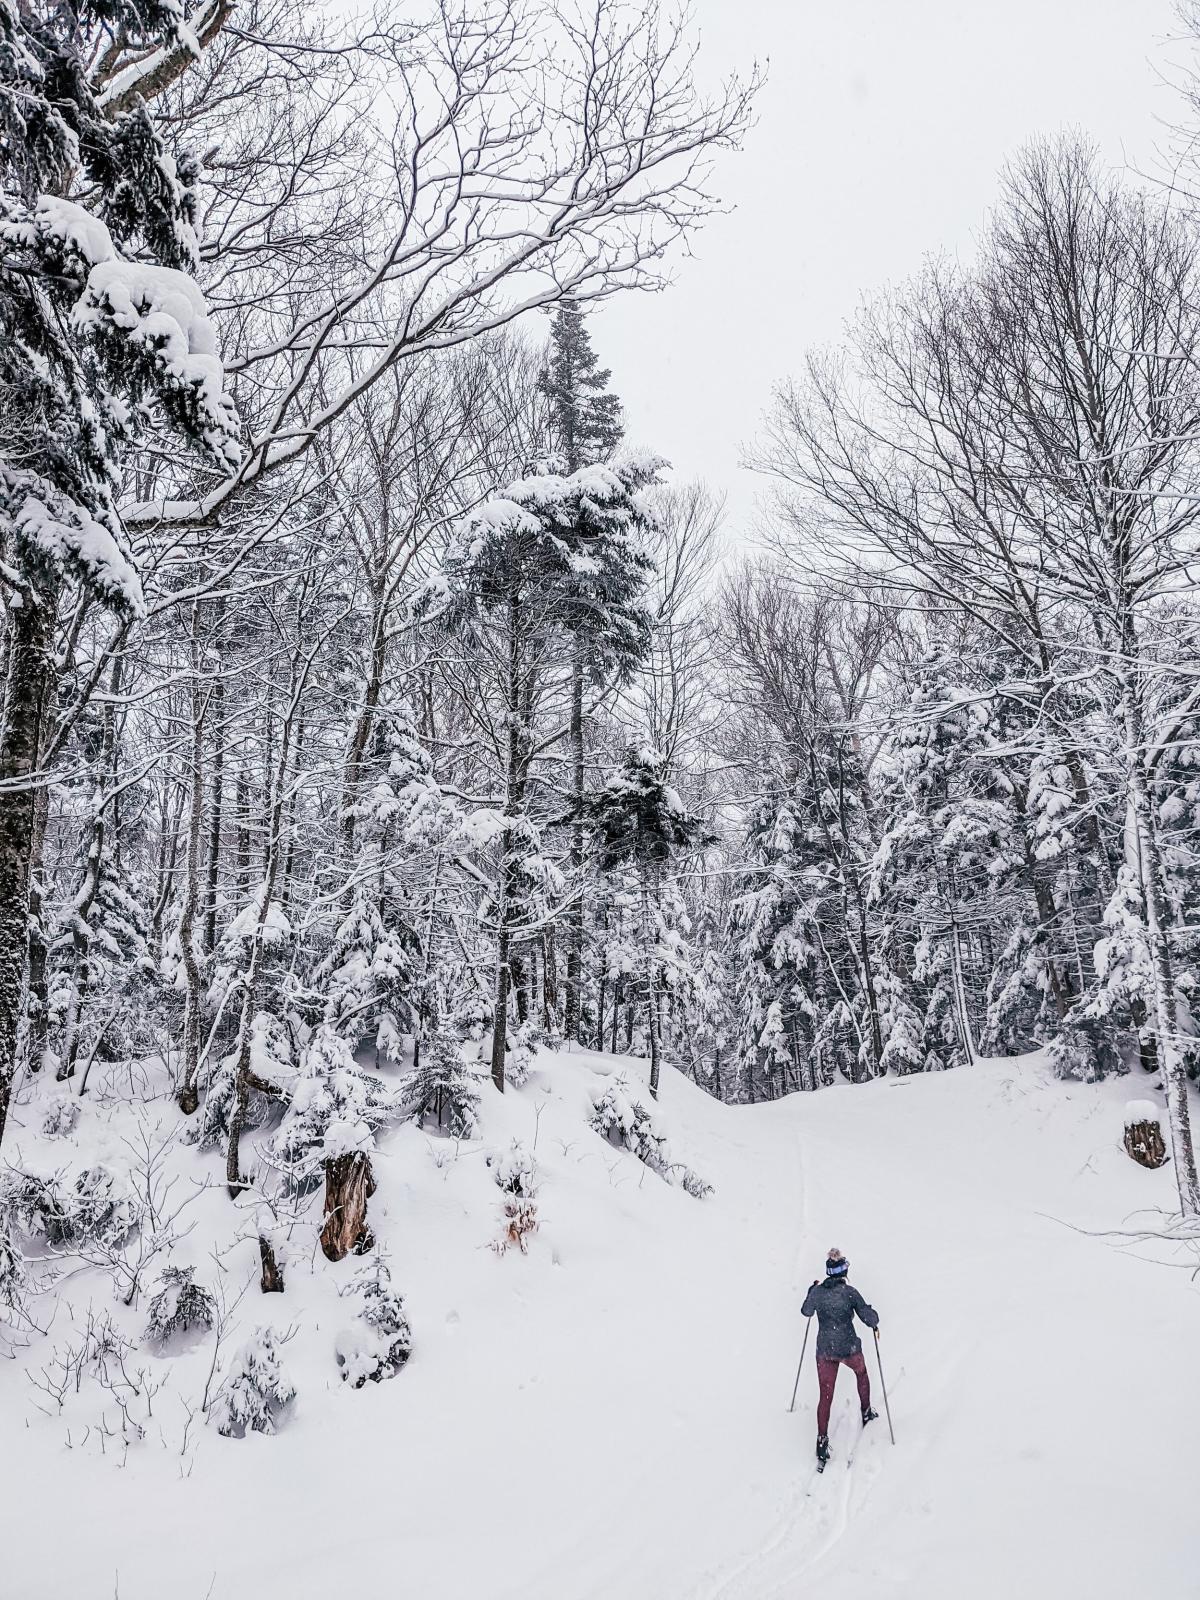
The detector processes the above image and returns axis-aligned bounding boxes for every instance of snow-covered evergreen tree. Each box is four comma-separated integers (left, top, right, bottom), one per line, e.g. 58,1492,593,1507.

0,1,240,1146
211,1326,295,1437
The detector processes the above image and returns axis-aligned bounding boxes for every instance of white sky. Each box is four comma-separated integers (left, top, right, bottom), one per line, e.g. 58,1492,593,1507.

593,0,1185,539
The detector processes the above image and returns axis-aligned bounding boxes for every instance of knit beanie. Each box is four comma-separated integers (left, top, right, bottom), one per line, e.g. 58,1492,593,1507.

825,1248,849,1278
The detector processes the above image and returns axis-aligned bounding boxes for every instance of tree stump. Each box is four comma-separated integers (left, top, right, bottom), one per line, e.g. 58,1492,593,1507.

320,1152,377,1261
1124,1118,1168,1170
259,1234,285,1293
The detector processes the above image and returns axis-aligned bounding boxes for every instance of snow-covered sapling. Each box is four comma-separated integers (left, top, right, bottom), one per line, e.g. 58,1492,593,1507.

589,1075,711,1197
335,1256,412,1388
145,1266,216,1345
590,1075,671,1175
409,1032,479,1138
210,1327,296,1437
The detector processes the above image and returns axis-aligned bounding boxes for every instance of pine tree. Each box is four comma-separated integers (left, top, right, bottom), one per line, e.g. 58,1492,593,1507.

541,300,625,475
541,302,628,1046
440,455,658,1089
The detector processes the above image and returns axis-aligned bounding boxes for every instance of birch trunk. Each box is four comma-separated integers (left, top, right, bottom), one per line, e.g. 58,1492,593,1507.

178,608,209,1115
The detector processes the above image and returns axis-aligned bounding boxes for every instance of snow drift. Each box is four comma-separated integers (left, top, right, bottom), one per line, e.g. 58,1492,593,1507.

1,1047,1197,1600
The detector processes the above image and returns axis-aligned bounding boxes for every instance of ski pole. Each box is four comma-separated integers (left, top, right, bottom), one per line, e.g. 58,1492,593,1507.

788,1318,812,1413
873,1328,895,1444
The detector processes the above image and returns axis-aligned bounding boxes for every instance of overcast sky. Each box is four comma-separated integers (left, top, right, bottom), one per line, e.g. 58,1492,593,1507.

593,0,1185,539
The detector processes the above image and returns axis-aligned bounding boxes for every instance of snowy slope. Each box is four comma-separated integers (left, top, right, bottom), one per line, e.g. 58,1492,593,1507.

2,1049,1197,1600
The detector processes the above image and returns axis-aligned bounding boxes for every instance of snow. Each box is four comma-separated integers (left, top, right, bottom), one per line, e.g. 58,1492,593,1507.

73,260,240,463
1124,1097,1161,1127
221,890,292,952
33,196,115,267
8,480,144,615
2,1048,1198,1597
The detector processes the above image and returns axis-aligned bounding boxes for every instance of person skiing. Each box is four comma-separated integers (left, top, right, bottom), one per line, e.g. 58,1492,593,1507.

801,1247,880,1468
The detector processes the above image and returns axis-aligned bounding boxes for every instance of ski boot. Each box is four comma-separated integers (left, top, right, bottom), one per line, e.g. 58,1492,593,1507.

816,1434,830,1472
862,1406,879,1426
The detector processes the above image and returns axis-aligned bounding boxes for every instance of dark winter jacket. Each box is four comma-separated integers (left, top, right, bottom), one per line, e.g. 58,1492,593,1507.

801,1277,879,1359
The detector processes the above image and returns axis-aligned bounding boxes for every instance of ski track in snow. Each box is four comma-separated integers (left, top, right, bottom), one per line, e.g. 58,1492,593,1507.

3,1047,1199,1599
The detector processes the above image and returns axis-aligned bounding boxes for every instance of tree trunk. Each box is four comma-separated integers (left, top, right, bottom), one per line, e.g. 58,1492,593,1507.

643,877,662,1099
259,1235,285,1292
22,693,53,1078
203,670,224,955
178,610,209,1116
491,916,512,1093
341,591,386,866
944,859,977,1066
542,925,559,1031
234,764,250,910
58,654,123,1083
1123,682,1200,1215
490,584,527,1093
513,952,530,1025
564,652,584,1042
226,640,312,1192
0,591,55,1150
610,971,623,1054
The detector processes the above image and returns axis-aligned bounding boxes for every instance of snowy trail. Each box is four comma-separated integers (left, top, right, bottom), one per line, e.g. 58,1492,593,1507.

700,1065,1200,1600
4,1049,1199,1599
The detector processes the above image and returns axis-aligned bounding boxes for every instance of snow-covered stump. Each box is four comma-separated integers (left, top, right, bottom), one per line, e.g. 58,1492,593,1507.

1124,1101,1168,1170
320,1153,377,1261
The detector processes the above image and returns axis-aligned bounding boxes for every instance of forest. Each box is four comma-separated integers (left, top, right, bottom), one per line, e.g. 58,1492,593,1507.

4,6,1200,1590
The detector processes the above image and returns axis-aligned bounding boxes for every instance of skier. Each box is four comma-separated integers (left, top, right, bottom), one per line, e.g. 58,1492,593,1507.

801,1247,880,1468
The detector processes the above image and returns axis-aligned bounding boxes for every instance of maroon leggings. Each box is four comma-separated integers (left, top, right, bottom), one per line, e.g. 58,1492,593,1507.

816,1352,870,1435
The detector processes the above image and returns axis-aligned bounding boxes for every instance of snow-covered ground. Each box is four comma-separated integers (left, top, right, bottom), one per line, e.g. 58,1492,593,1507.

3,1049,1197,1599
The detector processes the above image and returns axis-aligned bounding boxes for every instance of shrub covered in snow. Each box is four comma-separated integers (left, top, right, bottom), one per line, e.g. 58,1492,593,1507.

680,1167,714,1200
41,1098,80,1138
145,1266,216,1344
488,1138,538,1198
488,1139,540,1254
335,1256,412,1388
1046,1010,1124,1083
211,1327,295,1437
589,1074,712,1197
1,1163,138,1249
590,1075,672,1174
409,1032,479,1137
69,1164,139,1246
